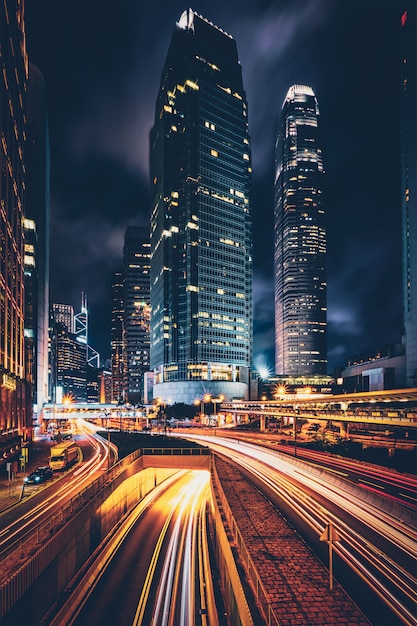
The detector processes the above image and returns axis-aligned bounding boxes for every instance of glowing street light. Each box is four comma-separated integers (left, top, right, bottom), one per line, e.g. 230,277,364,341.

212,394,224,426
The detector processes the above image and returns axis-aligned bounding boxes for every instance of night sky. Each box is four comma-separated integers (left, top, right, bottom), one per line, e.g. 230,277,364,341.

24,0,407,376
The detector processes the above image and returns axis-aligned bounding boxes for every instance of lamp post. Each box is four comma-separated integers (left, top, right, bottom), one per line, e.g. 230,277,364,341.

194,398,201,423
293,414,297,457
203,394,211,425
212,394,224,426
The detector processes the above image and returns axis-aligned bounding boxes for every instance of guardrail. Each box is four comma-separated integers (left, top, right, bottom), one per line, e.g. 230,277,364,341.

211,458,281,626
0,448,141,568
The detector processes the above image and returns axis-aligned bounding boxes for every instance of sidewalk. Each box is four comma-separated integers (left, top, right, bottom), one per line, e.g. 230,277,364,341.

0,433,53,514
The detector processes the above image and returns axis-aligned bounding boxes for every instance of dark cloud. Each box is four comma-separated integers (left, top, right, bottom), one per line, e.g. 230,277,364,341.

25,0,405,374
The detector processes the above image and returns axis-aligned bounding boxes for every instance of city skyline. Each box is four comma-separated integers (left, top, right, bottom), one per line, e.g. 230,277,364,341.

25,1,407,376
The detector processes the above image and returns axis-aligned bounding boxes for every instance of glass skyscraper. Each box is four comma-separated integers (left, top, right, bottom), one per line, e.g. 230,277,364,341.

111,270,124,403
150,9,252,404
274,85,327,376
122,226,150,404
400,7,417,387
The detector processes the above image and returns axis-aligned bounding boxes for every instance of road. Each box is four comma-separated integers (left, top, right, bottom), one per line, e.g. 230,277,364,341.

206,429,417,513
181,433,417,626
49,470,221,626
0,423,112,572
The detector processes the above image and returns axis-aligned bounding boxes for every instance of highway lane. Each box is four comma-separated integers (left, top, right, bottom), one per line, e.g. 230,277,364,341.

183,434,417,626
0,425,112,566
201,429,417,513
64,470,218,626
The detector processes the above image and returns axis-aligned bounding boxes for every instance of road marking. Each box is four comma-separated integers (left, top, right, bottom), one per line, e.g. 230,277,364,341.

399,492,417,503
358,479,385,490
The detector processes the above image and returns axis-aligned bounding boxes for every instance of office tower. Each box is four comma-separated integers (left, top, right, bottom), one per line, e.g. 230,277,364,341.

86,365,99,403
0,0,32,457
122,226,150,404
400,7,417,387
55,322,87,402
150,9,252,404
74,293,99,369
52,304,74,333
25,63,50,413
111,270,124,403
98,369,113,404
274,85,327,376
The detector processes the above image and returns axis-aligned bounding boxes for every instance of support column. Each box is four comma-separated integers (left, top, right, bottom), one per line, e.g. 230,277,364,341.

339,421,349,439
259,414,266,431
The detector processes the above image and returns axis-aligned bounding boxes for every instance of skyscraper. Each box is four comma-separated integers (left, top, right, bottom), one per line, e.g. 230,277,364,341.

274,85,327,377
122,226,150,404
52,303,86,402
400,7,417,387
150,9,252,404
111,270,124,403
52,304,74,334
25,63,50,413
0,0,32,456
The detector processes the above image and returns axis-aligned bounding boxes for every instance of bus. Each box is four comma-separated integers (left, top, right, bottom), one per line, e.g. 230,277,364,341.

49,441,79,471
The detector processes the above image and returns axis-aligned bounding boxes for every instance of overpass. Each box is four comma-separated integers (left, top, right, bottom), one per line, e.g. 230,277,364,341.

221,388,417,435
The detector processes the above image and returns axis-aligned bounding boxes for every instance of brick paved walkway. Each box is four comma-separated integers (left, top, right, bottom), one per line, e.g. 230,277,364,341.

215,456,370,626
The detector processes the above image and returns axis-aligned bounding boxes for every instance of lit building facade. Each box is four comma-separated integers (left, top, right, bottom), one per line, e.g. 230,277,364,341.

150,9,252,404
274,85,327,376
110,270,124,402
52,304,74,333
51,297,100,403
55,322,87,402
0,0,32,459
122,226,150,405
400,7,417,387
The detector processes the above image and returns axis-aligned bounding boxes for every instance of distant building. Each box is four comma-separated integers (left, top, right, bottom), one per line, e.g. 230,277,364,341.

98,369,113,404
75,293,99,369
150,9,253,404
400,7,417,387
52,304,74,333
86,365,99,403
51,296,100,402
111,270,124,403
0,0,32,459
341,344,406,392
259,374,333,400
55,322,87,402
274,85,327,377
122,226,150,404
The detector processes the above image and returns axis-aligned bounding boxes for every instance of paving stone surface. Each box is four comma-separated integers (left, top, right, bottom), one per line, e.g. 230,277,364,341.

214,455,370,626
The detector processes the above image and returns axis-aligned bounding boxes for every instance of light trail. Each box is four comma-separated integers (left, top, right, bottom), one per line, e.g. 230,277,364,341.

149,471,211,626
0,422,111,562
53,471,216,626
184,434,417,625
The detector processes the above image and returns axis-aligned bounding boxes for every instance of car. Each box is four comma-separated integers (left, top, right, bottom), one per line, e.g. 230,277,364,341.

24,466,53,484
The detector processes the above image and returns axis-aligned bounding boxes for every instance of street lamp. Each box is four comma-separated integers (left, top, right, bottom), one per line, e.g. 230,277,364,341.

203,394,211,425
100,410,111,469
212,394,224,426
194,398,201,423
